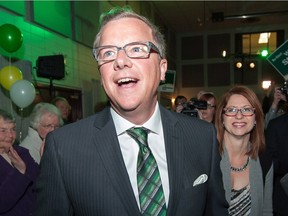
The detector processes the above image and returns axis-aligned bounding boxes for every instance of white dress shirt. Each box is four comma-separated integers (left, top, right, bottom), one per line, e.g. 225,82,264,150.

111,103,170,208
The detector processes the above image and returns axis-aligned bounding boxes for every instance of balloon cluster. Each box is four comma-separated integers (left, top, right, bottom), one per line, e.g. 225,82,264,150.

0,66,36,108
0,24,36,108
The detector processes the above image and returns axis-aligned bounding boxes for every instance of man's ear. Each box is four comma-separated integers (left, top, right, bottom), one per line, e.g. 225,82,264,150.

160,59,168,81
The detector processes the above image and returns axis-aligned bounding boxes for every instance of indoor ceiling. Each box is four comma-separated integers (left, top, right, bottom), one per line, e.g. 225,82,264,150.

151,1,288,33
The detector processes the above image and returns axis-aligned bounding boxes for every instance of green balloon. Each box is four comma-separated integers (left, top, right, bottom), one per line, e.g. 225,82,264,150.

0,24,23,53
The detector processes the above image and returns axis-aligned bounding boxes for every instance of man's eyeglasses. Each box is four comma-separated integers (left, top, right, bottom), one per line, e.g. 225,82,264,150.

92,41,161,64
223,106,255,117
40,123,60,130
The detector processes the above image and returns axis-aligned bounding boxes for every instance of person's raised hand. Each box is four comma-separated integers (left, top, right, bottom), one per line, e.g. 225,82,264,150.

8,146,26,174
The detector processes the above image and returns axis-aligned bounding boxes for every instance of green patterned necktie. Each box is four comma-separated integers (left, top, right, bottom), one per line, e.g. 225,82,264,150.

127,127,167,216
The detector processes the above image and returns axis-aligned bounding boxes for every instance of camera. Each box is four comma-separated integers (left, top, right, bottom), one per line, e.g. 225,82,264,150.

280,81,288,95
181,99,207,118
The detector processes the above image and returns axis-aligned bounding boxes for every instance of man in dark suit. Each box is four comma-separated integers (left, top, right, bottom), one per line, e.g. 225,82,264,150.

266,113,288,216
36,6,228,216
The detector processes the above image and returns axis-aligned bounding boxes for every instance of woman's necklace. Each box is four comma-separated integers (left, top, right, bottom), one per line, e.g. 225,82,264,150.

230,157,250,172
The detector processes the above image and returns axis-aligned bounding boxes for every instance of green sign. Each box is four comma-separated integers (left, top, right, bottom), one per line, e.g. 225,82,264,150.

158,70,176,93
267,40,288,80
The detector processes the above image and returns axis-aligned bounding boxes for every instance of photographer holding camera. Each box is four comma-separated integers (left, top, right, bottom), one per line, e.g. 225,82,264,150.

265,82,288,129
198,92,217,123
174,95,187,113
181,92,217,123
181,98,208,118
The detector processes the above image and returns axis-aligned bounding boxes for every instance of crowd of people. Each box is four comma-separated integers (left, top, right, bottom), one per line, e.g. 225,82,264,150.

174,91,217,123
0,6,287,216
0,96,71,215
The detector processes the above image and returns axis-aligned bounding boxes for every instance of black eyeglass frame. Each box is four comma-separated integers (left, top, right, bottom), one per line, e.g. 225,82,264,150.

92,41,162,64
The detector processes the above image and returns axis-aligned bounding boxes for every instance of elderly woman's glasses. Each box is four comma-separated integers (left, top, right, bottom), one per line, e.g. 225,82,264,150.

93,41,161,64
40,123,60,130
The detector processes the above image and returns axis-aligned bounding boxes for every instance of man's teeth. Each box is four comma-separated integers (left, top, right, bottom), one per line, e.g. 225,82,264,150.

118,78,135,84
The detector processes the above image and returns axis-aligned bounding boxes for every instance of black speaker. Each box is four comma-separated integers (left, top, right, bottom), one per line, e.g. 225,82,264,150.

36,55,65,80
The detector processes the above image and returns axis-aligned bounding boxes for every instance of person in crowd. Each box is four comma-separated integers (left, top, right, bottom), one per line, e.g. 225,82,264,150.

0,109,39,216
174,95,187,113
214,85,273,215
51,96,72,125
36,6,228,215
198,92,217,123
262,82,275,116
265,111,288,215
20,103,63,164
264,86,287,129
197,90,206,99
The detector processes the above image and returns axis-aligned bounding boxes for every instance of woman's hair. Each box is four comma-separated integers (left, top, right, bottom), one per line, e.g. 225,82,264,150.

199,92,217,106
93,6,166,58
30,103,64,129
214,85,265,159
0,109,15,123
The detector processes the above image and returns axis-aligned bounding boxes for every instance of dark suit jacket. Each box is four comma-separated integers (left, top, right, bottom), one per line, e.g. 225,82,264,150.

36,106,228,215
0,146,39,216
266,113,288,215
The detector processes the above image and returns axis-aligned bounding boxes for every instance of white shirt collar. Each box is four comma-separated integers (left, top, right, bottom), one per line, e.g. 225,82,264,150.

111,102,162,136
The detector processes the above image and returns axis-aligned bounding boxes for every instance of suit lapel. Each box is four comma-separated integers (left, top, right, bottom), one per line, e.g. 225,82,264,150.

92,108,140,216
160,107,184,216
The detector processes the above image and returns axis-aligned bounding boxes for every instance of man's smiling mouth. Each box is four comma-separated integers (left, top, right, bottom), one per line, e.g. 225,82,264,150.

117,78,138,86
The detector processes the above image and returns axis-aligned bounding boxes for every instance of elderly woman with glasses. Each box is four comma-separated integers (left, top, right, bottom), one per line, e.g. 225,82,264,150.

0,109,39,216
20,102,63,164
214,85,273,216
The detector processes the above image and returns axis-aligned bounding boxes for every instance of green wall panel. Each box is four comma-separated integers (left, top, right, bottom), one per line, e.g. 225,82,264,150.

33,1,71,37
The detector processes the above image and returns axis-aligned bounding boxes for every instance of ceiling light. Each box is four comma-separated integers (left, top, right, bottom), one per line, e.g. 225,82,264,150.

249,62,255,68
258,32,271,44
236,62,242,68
171,97,175,105
262,80,271,90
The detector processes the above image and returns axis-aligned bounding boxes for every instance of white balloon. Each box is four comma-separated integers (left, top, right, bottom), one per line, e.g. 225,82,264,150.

10,80,36,108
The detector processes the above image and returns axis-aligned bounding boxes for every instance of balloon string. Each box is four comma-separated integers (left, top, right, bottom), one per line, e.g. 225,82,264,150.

19,107,23,143
10,98,13,117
